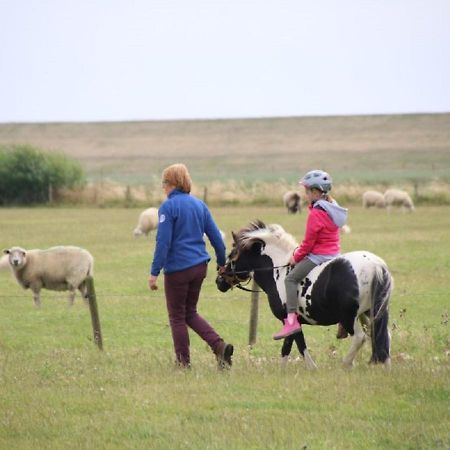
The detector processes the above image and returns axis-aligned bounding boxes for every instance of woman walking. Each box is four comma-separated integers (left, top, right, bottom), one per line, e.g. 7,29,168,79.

149,163,233,369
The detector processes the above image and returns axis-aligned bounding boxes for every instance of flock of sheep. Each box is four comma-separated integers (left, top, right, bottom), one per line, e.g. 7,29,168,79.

283,188,415,213
362,188,415,212
2,188,414,306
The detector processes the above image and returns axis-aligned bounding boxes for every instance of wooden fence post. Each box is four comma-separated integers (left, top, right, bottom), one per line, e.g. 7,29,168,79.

248,279,259,347
125,185,132,207
85,276,103,350
48,183,54,204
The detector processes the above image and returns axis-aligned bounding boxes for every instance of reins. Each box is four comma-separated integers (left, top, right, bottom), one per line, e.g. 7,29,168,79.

235,279,260,293
225,263,290,276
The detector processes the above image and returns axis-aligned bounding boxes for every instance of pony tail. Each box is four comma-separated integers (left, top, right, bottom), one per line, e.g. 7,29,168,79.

370,265,393,363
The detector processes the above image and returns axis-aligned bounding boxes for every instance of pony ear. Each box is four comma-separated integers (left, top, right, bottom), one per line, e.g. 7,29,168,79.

3,249,10,254
231,231,237,242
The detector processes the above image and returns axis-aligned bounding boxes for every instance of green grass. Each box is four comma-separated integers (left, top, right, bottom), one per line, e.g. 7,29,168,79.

0,206,449,449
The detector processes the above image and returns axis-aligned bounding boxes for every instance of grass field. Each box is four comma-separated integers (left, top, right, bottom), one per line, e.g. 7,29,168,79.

0,205,449,449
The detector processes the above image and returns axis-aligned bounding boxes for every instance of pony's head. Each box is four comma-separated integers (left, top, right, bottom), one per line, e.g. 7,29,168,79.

215,220,296,292
216,220,265,292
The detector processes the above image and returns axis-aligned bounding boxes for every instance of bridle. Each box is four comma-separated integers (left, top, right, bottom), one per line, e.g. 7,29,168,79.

219,259,291,293
219,260,258,292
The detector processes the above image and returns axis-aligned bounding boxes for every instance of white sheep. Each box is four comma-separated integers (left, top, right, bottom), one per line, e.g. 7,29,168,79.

0,254,9,270
3,246,94,307
283,191,302,214
384,189,415,212
341,224,352,234
133,207,159,237
362,190,386,209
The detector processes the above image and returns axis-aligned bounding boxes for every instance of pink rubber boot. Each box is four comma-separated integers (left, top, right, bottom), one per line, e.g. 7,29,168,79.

273,313,301,340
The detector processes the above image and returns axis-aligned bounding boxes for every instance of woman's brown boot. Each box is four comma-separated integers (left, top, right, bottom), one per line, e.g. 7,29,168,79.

215,341,234,369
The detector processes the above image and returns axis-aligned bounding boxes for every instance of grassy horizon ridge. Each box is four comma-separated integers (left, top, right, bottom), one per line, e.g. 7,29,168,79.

1,113,449,187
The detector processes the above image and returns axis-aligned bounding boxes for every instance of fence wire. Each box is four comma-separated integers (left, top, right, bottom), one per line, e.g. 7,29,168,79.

0,291,448,300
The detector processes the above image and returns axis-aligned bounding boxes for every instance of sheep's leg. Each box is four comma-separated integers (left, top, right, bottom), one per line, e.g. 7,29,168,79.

31,289,41,307
78,282,89,305
29,281,42,307
68,288,76,306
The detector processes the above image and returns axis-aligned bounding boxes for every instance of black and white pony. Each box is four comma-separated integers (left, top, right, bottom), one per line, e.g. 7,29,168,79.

216,221,393,368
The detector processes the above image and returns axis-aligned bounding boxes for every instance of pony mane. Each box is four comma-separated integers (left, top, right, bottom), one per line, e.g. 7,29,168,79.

234,220,297,254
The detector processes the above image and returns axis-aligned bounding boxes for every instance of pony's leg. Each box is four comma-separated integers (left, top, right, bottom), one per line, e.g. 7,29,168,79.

343,319,367,368
359,313,370,334
280,335,294,367
292,330,317,370
303,348,317,370
293,331,317,370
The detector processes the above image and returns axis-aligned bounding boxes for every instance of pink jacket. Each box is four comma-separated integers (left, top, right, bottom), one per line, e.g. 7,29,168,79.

293,205,341,263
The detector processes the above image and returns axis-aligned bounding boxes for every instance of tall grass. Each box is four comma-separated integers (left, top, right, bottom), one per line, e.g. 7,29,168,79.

56,178,450,207
0,206,449,449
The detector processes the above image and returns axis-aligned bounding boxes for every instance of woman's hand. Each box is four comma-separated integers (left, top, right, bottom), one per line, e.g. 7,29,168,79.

289,256,296,266
148,275,158,291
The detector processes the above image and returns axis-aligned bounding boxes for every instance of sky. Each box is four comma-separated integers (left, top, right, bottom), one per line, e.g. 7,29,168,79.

0,0,449,123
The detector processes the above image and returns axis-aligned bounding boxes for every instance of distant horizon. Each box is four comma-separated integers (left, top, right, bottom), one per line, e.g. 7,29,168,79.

1,110,449,126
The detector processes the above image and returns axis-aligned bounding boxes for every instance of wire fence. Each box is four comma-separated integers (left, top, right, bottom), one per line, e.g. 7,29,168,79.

0,291,448,300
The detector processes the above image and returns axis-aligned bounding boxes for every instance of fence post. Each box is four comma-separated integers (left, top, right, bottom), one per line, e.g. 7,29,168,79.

248,279,259,347
125,185,132,207
48,183,53,204
85,276,103,350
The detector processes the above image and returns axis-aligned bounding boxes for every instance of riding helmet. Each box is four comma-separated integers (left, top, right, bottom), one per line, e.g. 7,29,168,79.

300,170,333,193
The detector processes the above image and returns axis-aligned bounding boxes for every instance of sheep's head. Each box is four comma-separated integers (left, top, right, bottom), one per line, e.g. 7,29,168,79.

3,247,27,268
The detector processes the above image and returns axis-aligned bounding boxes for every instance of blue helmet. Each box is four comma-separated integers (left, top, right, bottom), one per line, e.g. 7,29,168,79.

300,170,333,193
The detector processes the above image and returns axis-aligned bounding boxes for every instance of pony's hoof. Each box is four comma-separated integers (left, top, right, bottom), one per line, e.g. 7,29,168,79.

342,359,354,369
304,349,318,370
305,359,318,370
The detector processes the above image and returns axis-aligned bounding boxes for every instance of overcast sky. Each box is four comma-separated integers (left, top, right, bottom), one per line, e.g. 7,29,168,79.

0,0,449,123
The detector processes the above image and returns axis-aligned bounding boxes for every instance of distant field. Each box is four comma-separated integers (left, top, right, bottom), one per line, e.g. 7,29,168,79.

0,206,449,449
1,113,449,185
